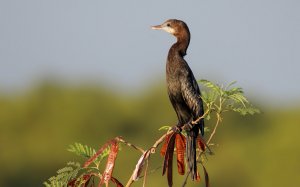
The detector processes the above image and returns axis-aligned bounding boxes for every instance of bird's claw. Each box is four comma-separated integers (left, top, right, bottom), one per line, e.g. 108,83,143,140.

172,126,181,133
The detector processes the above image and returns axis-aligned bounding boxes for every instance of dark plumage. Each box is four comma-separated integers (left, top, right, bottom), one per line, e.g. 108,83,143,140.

152,19,204,180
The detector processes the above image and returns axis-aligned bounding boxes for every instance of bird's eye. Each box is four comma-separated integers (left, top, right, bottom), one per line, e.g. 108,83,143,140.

166,23,171,27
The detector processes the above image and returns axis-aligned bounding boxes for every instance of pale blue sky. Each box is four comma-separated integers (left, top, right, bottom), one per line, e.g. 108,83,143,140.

0,0,299,105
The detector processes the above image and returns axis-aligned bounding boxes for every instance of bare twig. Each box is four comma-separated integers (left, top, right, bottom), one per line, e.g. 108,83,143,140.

191,109,210,125
150,129,174,153
138,166,162,178
143,159,149,187
125,170,136,186
117,137,145,153
125,130,173,187
181,171,191,187
207,113,222,144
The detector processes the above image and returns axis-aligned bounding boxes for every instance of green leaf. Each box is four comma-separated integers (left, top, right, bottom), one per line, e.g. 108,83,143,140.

204,127,210,133
67,143,107,166
198,79,259,116
225,81,237,89
199,79,223,96
43,162,81,187
228,94,249,107
68,142,96,159
159,126,172,131
205,114,211,120
232,106,260,115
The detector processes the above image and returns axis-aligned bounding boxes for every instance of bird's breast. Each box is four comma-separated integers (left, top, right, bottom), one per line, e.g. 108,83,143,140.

166,72,181,99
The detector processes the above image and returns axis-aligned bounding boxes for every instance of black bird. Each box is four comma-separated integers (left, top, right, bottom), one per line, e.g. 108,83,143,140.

152,19,204,180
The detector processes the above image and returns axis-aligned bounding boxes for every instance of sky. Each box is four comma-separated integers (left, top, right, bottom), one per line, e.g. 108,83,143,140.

0,0,299,105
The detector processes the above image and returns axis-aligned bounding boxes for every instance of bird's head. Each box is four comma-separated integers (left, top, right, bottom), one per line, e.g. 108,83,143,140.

151,19,190,39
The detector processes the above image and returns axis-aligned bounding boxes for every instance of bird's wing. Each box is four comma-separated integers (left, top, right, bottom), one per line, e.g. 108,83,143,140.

180,69,205,134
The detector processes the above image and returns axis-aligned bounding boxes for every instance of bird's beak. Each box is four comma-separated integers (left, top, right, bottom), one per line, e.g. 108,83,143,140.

151,24,163,30
151,23,175,34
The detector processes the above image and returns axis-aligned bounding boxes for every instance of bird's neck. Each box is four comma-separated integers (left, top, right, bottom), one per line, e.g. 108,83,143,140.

167,32,190,75
171,31,190,57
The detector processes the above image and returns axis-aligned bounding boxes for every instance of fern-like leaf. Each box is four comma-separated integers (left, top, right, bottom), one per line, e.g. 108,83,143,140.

43,162,81,187
68,142,96,158
68,142,106,165
199,79,223,96
232,106,260,115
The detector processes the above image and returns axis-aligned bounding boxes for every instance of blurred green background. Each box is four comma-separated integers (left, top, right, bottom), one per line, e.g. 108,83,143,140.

0,81,299,187
1,0,300,186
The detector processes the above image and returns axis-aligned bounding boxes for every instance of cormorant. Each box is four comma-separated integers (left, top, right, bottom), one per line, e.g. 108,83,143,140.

152,19,204,180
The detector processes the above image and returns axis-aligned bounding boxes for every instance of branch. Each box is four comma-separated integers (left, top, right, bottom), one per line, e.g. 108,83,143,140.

207,113,221,144
125,129,174,187
181,171,190,187
150,129,174,152
125,110,210,187
117,137,145,153
125,109,211,187
191,109,210,125
181,112,222,187
139,166,162,178
123,104,218,187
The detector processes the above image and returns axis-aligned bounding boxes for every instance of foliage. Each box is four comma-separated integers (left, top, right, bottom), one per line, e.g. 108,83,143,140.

156,80,259,186
42,79,259,187
199,79,260,120
1,80,299,187
67,143,110,166
43,162,82,187
44,141,121,187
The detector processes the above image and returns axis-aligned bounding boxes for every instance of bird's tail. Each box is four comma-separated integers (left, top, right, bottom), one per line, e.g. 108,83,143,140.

186,126,199,180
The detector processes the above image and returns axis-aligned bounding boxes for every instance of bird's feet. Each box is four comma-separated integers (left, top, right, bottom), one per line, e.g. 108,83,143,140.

171,125,182,133
182,120,194,132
